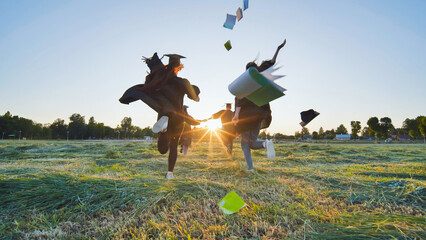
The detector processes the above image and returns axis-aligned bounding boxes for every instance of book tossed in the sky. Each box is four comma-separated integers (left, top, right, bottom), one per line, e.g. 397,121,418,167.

224,40,232,51
228,66,286,106
223,14,237,30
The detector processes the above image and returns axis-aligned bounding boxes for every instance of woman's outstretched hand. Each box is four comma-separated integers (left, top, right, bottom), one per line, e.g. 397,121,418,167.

278,39,286,50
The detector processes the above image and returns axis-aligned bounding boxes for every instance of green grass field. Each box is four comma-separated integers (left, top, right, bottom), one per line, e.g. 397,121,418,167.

1,140,425,239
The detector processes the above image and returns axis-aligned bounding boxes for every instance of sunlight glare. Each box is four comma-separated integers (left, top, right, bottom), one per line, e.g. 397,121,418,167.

203,119,222,131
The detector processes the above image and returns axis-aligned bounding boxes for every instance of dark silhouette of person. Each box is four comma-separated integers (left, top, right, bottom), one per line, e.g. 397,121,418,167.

119,53,200,179
179,105,200,156
232,39,286,171
209,103,236,154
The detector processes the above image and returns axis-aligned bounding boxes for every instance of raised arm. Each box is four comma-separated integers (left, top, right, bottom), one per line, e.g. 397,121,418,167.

271,39,286,64
211,110,225,120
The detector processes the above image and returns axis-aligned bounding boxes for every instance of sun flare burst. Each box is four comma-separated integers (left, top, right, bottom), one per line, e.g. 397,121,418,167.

203,119,222,131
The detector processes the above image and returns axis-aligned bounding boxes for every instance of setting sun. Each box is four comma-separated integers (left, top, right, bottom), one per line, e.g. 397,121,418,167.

203,119,222,131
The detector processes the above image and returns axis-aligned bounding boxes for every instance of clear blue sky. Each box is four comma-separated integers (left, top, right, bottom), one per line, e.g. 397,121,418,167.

1,0,425,135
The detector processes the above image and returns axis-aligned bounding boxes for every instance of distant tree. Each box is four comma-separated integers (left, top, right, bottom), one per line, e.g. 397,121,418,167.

367,116,394,138
30,123,44,139
141,127,156,138
403,116,426,140
403,118,416,130
86,117,96,139
324,129,336,139
259,130,267,140
120,117,132,139
361,126,373,138
350,121,361,139
95,122,106,139
50,118,67,139
301,127,310,138
69,113,86,139
42,124,52,139
0,111,47,139
367,117,381,138
16,117,34,139
318,127,325,139
294,131,301,139
418,116,426,143
312,131,319,140
336,124,348,134
104,126,116,139
380,117,394,138
404,118,419,138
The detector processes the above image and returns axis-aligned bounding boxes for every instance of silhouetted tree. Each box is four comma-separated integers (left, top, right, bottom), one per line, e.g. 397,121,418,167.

301,127,310,137
350,121,361,139
50,118,67,139
367,116,394,139
141,126,156,138
324,129,336,139
294,131,301,139
318,127,325,139
120,117,132,139
367,117,381,138
418,116,426,143
86,117,96,139
380,117,394,138
69,113,86,139
336,124,348,134
259,130,272,140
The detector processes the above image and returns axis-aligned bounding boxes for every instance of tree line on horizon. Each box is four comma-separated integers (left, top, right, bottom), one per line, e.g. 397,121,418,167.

0,111,156,140
0,111,424,141
288,116,425,141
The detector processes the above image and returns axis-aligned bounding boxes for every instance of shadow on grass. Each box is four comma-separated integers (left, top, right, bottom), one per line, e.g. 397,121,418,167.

0,174,161,217
358,171,426,180
310,214,426,239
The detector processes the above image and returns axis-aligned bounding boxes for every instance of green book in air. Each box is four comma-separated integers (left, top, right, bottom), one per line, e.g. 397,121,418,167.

228,67,286,106
224,40,232,51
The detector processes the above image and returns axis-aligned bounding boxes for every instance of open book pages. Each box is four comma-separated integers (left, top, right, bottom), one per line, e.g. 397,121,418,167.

228,66,286,106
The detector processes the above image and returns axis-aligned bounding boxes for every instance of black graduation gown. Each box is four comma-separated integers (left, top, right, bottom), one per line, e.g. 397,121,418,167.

235,97,271,134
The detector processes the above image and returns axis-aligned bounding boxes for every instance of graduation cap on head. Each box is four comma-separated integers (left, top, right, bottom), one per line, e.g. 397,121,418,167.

164,54,186,66
300,109,320,127
142,52,164,72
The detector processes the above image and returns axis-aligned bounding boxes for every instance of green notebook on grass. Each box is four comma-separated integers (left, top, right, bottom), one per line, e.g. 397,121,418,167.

218,190,246,215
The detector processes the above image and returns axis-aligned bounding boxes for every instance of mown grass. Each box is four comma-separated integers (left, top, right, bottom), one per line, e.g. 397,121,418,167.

0,140,425,239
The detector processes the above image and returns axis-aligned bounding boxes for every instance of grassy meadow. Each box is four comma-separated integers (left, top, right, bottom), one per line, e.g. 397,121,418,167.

0,139,425,239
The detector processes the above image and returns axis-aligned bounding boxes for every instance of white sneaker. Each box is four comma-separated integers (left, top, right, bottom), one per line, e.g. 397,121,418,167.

266,139,275,160
166,172,174,179
153,116,168,133
247,169,255,172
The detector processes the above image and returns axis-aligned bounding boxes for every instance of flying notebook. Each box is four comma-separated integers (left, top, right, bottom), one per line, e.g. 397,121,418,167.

228,66,286,106
224,40,232,51
236,8,243,21
243,0,249,10
223,14,237,30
